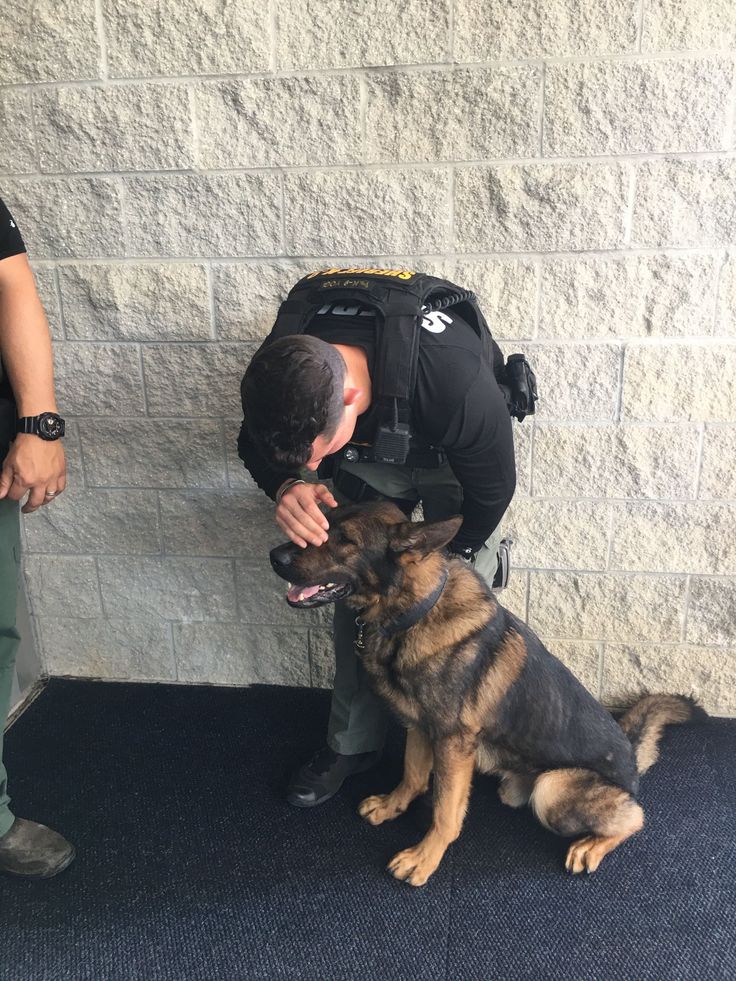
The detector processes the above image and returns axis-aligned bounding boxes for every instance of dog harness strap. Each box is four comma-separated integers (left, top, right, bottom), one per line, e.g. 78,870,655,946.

377,567,450,639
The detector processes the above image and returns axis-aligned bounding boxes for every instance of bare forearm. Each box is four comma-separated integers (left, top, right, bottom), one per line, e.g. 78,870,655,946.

0,254,58,415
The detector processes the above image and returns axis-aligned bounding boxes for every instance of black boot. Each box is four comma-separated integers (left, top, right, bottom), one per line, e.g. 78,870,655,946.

0,818,75,879
286,746,380,808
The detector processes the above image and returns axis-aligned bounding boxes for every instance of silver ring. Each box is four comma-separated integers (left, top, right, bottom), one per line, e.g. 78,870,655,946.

44,491,57,499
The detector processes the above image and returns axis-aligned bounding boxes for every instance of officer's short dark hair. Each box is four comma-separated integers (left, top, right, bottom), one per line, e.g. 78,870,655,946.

241,336,347,470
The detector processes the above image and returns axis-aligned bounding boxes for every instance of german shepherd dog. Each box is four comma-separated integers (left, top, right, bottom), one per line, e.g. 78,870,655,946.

270,501,699,886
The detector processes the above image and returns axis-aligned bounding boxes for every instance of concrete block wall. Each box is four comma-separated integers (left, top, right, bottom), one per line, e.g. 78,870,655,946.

1,0,735,713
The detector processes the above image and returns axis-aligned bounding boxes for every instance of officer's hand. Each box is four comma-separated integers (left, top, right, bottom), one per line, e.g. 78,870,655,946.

0,436,67,514
275,482,338,548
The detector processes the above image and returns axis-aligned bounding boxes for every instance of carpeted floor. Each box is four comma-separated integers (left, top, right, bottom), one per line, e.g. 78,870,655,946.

1,679,734,981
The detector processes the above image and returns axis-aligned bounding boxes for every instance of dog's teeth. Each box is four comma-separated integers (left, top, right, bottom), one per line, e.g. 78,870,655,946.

326,582,335,588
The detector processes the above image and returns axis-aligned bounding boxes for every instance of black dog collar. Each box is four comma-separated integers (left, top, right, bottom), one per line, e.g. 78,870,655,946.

355,567,449,649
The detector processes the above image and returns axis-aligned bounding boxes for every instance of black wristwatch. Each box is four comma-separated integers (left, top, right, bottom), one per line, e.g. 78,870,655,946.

16,412,66,441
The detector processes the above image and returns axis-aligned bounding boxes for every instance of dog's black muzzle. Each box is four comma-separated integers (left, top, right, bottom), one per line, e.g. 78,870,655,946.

269,542,300,579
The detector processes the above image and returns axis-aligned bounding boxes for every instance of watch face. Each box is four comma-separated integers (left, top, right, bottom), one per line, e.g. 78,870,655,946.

38,412,65,440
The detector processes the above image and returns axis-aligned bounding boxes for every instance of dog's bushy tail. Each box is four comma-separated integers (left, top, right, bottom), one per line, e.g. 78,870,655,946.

616,694,705,775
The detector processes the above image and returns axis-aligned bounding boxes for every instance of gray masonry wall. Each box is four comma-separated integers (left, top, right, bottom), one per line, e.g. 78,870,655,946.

2,0,735,714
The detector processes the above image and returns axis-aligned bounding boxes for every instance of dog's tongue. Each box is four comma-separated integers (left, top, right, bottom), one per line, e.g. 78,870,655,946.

288,583,321,603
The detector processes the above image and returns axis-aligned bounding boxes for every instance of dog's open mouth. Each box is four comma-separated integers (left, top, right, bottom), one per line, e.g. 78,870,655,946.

286,581,353,608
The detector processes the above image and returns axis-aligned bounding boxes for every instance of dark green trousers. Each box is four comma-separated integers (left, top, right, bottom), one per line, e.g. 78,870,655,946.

0,497,21,837
326,457,503,755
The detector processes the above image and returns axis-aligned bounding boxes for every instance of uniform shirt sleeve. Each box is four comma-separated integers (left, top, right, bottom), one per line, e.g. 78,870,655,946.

0,197,26,261
441,365,516,552
237,418,300,501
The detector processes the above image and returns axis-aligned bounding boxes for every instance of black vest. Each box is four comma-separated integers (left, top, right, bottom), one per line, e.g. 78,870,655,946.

265,267,494,465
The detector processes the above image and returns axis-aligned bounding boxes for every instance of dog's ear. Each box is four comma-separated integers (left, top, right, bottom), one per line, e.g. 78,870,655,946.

389,516,463,558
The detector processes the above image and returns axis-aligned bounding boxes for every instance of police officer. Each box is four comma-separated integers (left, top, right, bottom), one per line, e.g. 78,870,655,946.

0,196,74,877
239,269,527,807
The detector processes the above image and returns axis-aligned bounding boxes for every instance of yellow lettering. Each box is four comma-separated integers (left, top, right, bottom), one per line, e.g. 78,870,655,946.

304,267,416,282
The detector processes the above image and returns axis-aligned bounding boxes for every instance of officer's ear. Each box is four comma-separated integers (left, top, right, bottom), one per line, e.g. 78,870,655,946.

343,387,361,407
389,517,463,561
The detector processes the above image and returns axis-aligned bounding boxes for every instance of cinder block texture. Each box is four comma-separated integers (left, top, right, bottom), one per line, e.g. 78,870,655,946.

196,77,361,169
24,555,102,620
34,85,194,173
141,343,252,416
529,572,686,642
124,175,282,257
173,623,310,686
213,262,313,341
365,67,541,163
700,428,736,500
59,264,211,341
622,343,736,423
275,0,451,70
0,92,36,173
78,419,227,489
533,424,700,499
98,556,237,622
453,260,537,341
641,0,736,51
454,0,638,61
103,0,270,77
24,490,161,556
7,0,735,707
40,618,176,681
686,578,736,646
631,160,736,248
544,58,732,155
53,343,145,417
525,344,621,422
503,500,612,571
2,180,125,258
0,1,100,84
611,503,736,575
284,170,450,255
455,164,629,252
602,644,736,717
539,256,719,338
715,252,736,336
32,266,62,339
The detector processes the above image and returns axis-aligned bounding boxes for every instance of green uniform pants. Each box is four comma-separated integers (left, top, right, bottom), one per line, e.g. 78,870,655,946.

0,497,21,837
326,457,504,755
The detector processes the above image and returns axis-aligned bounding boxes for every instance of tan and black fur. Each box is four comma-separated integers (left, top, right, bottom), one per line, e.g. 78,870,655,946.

269,502,702,886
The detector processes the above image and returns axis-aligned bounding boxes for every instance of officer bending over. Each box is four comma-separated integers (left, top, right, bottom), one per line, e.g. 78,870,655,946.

238,268,535,808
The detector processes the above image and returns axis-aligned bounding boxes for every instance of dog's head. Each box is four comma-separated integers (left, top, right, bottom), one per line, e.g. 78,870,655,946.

269,501,462,610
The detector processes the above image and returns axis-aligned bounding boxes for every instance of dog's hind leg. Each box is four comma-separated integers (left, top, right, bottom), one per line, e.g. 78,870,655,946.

387,736,476,887
498,771,536,808
530,768,644,875
359,727,433,826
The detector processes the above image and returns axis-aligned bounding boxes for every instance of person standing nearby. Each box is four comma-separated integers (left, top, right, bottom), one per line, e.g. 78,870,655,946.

0,194,74,877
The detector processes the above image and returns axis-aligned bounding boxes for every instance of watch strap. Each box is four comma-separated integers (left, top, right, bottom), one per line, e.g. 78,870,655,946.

17,416,39,435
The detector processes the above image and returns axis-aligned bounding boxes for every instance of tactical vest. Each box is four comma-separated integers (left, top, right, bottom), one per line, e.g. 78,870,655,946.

266,267,494,466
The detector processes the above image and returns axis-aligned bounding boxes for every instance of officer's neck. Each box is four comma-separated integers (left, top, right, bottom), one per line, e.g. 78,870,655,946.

333,344,372,415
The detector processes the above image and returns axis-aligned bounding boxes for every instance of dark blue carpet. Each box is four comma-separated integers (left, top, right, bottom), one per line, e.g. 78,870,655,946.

1,679,734,980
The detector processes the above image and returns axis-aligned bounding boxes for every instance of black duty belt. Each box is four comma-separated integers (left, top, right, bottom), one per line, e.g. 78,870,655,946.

341,442,445,469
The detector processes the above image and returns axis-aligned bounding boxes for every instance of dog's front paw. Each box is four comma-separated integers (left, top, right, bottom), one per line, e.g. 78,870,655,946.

358,794,403,825
387,844,440,887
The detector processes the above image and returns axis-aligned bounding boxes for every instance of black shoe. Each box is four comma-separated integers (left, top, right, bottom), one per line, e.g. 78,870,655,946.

0,818,76,879
286,746,380,808
492,539,513,590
